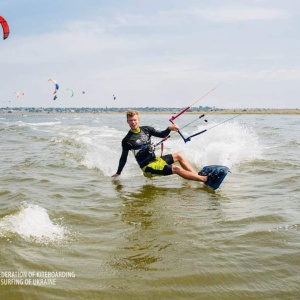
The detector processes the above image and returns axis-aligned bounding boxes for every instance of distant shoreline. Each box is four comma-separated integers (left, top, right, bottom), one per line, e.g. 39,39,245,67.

1,108,299,115
140,109,300,115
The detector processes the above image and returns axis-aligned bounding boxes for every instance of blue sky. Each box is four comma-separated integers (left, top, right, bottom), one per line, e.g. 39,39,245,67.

1,0,300,108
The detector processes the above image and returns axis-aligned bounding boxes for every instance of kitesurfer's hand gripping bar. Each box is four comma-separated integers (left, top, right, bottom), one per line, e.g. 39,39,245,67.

169,105,193,142
169,119,188,142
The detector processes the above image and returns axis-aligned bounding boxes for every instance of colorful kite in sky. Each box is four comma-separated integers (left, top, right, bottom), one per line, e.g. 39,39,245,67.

0,16,9,40
48,78,59,94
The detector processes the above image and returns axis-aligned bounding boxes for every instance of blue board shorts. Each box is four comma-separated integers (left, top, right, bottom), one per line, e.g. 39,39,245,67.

142,154,174,178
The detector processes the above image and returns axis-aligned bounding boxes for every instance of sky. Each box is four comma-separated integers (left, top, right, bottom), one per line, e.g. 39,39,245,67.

1,0,300,109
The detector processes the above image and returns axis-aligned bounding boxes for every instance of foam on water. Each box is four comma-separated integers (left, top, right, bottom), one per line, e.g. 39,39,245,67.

187,121,263,168
0,202,68,245
14,120,62,127
26,121,62,127
48,123,125,176
63,125,130,176
156,120,263,170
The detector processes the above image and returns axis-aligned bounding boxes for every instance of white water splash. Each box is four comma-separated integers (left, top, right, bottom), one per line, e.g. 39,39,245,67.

74,126,129,176
167,120,263,170
0,202,68,245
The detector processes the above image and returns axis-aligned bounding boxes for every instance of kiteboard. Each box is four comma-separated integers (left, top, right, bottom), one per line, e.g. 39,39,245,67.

198,165,230,190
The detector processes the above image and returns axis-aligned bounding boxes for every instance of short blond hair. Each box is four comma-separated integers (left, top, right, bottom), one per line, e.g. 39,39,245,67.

126,110,139,119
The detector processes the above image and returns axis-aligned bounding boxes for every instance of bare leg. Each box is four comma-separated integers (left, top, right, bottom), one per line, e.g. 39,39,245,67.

172,165,207,182
171,152,207,182
172,152,197,174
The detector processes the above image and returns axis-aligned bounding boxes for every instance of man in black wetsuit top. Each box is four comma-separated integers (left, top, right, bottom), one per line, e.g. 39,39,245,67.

112,110,207,183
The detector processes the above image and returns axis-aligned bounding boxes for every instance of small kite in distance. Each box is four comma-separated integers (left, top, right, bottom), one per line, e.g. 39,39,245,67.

66,88,74,97
48,78,59,94
0,16,9,40
113,95,116,100
14,92,25,98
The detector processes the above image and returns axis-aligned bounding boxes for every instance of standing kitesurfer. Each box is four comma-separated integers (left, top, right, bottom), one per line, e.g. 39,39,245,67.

112,110,207,183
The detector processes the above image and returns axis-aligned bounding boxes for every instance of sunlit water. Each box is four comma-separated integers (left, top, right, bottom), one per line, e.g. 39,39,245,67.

0,112,299,299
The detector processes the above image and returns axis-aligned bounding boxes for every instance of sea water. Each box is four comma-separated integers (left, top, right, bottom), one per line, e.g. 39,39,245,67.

0,112,299,299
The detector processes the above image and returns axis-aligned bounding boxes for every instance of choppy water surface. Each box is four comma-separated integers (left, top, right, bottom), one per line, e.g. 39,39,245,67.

0,112,299,299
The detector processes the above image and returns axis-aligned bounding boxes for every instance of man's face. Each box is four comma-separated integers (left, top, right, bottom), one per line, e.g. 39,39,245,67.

127,115,140,130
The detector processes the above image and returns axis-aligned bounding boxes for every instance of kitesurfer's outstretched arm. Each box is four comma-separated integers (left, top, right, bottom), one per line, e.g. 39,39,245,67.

112,148,129,177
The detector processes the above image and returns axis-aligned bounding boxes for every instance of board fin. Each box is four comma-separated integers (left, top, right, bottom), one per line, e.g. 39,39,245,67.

198,165,230,190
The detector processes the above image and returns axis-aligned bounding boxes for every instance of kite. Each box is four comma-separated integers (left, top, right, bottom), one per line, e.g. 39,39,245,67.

0,16,9,40
66,88,74,97
14,92,25,98
48,78,59,94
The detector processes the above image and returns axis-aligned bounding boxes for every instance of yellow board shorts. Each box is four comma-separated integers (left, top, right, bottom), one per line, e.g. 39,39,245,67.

141,157,173,178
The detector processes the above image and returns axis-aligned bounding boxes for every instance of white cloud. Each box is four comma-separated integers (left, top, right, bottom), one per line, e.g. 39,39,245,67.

116,5,291,26
186,6,290,23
